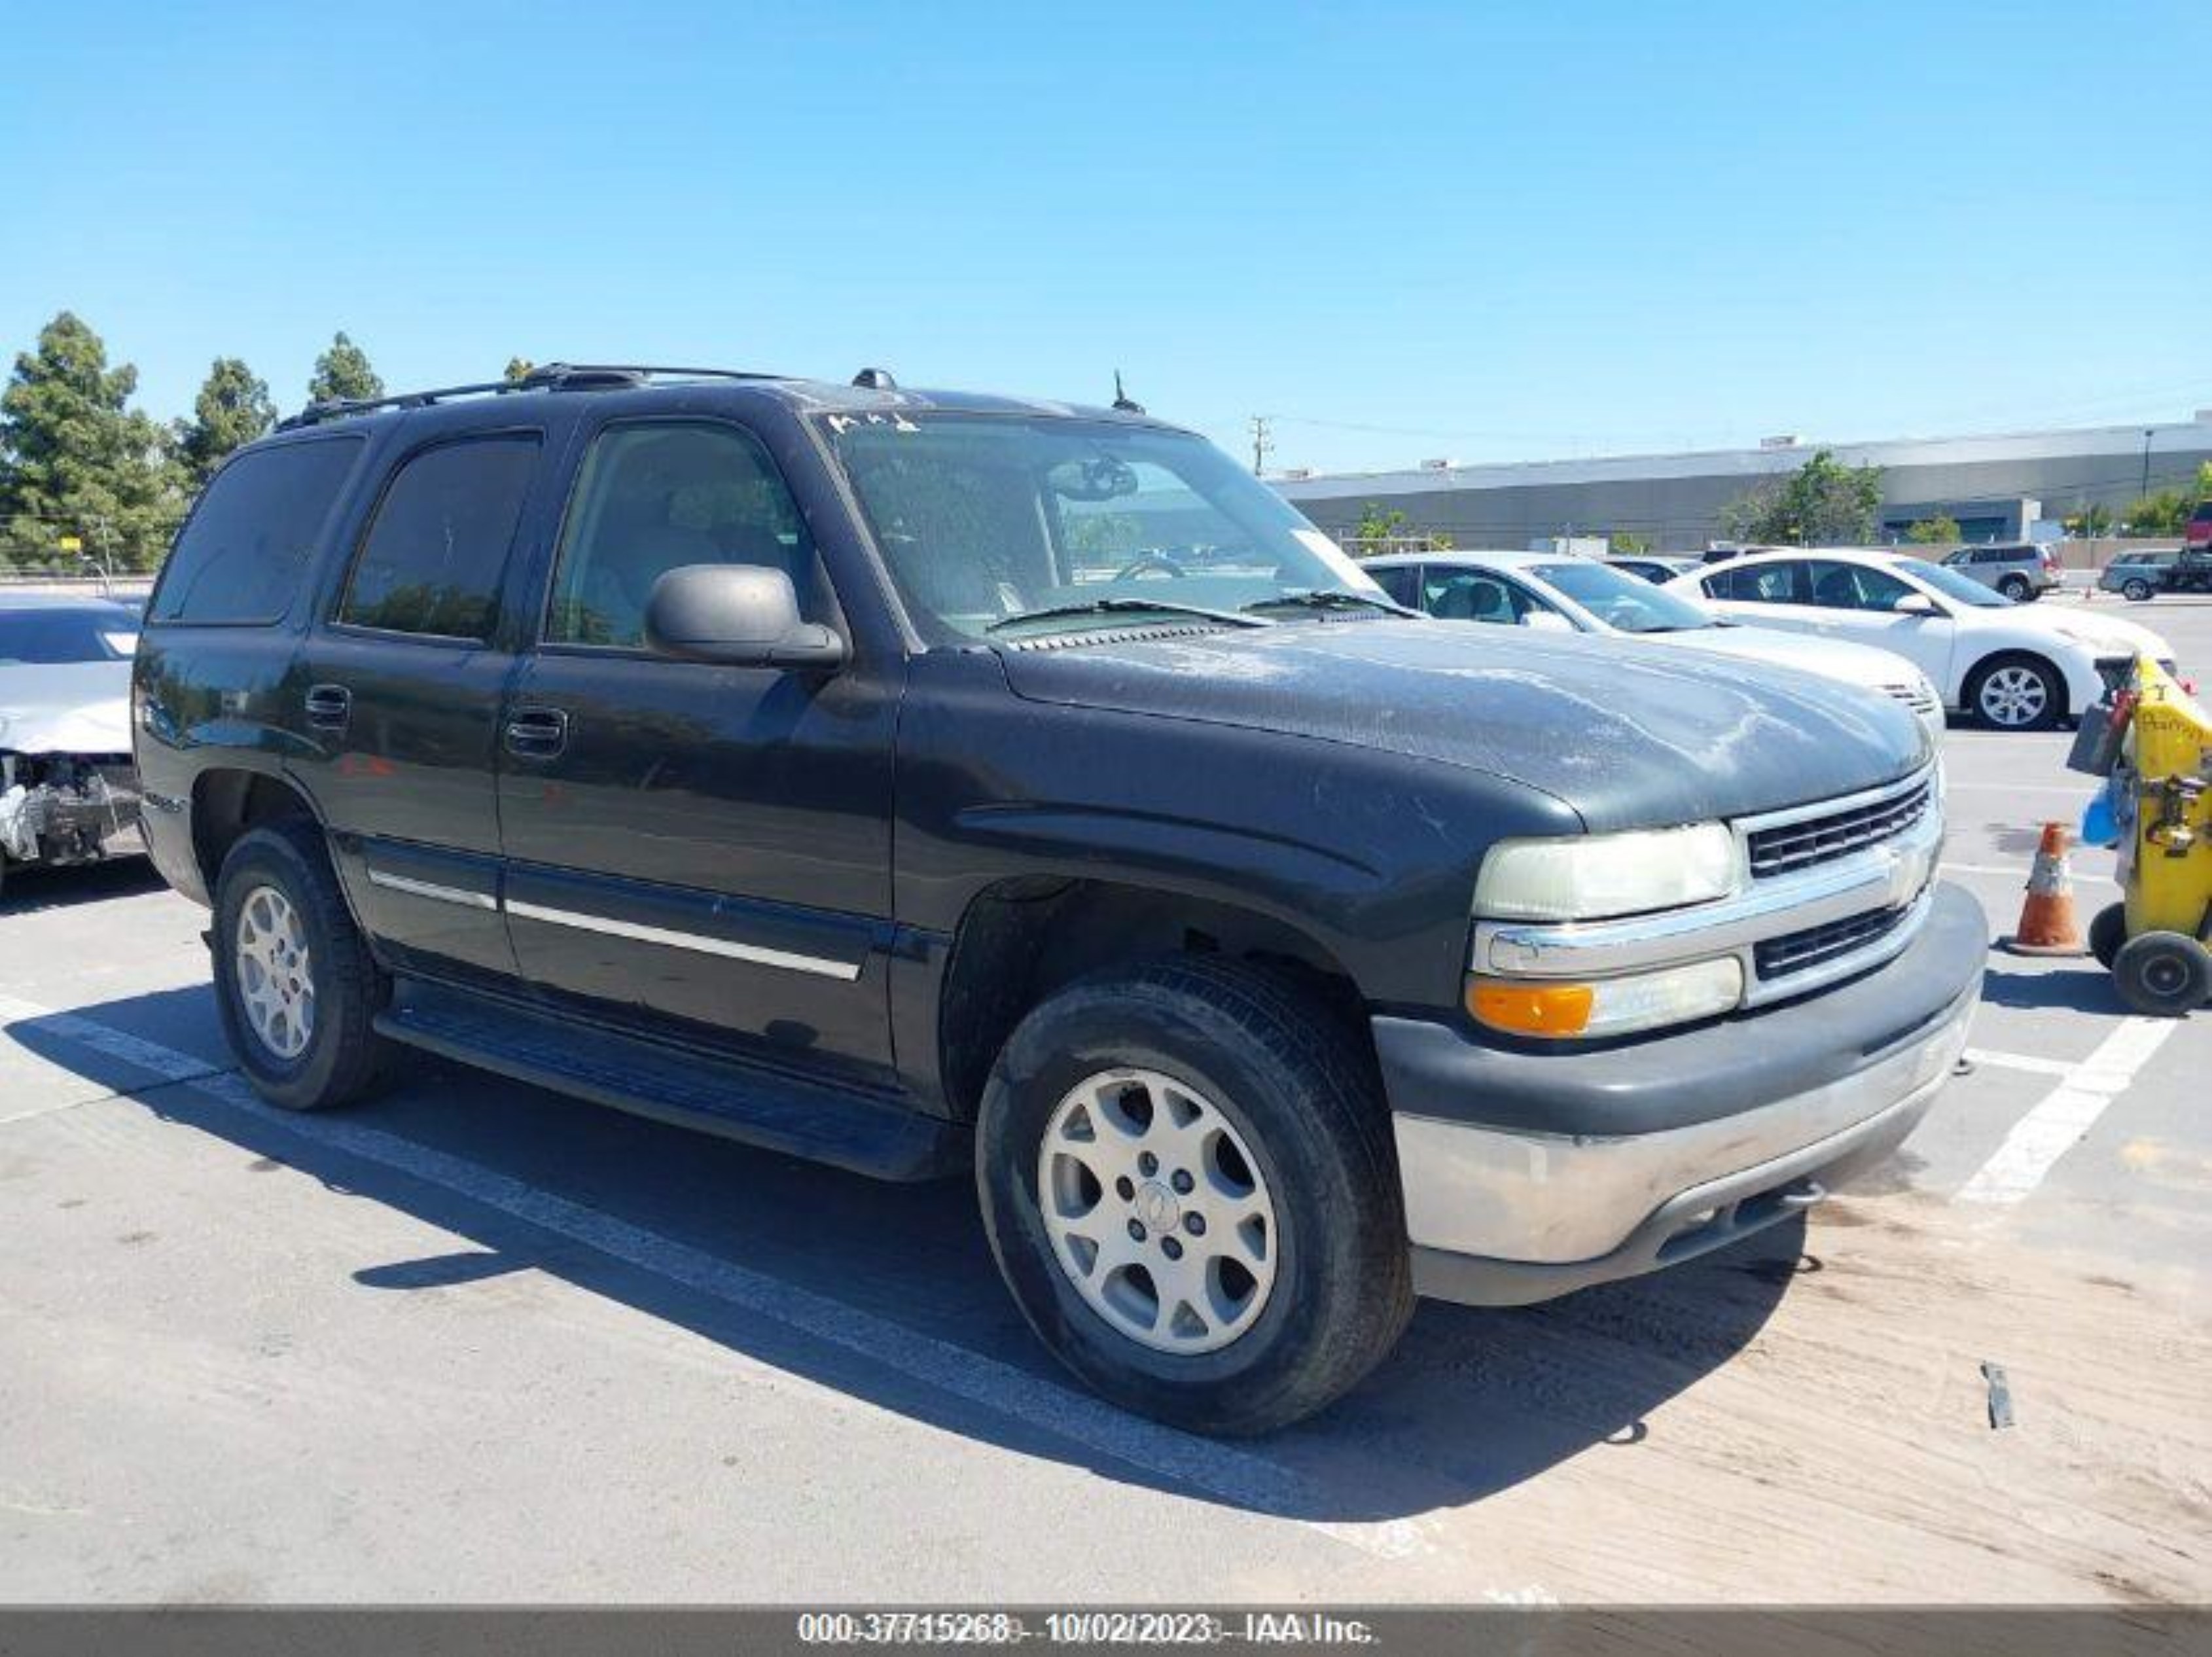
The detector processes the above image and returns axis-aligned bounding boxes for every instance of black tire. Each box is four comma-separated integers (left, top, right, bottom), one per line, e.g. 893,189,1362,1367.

1965,652,2065,732
2111,932,2212,1018
2121,579,2153,603
976,957,1414,1436
2088,902,2129,972
1999,574,2031,601
213,821,394,1110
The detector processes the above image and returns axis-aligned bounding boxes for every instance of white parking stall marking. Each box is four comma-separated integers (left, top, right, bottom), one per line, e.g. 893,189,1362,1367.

1962,1048,2079,1080
0,993,1437,1565
1957,1017,2179,1206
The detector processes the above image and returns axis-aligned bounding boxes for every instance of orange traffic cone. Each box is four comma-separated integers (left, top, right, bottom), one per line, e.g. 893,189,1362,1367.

2001,822,2087,956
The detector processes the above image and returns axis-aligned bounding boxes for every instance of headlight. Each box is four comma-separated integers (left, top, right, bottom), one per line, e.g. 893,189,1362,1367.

1467,957,1744,1039
1473,822,1739,921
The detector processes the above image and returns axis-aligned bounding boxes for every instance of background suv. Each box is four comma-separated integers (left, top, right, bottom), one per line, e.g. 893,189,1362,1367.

1939,541,2061,601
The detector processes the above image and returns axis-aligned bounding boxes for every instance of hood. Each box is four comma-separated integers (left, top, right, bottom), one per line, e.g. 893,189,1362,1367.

996,620,1929,832
1650,624,1923,690
0,660,134,755
1997,606,2173,662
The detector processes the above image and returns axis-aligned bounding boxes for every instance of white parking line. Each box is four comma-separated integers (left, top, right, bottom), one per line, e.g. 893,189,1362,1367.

1963,1047,2079,1079
0,993,1433,1564
1956,1017,2178,1205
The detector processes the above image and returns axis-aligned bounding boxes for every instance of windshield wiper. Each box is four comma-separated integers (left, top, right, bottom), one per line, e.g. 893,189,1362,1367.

984,597,1270,635
1239,589,1418,619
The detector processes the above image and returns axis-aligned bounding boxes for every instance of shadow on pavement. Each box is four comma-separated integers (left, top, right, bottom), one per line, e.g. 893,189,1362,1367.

1980,965,2125,1013
0,856,166,914
6,983,1799,1525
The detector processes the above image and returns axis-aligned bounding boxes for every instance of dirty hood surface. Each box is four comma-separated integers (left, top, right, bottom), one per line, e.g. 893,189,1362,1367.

998,620,1930,831
0,660,134,755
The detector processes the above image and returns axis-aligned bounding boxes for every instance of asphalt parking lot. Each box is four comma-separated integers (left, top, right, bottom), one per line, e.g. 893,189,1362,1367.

1,598,2207,1607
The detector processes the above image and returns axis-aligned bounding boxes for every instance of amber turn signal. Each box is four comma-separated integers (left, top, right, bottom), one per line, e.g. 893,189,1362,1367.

1466,978,1595,1037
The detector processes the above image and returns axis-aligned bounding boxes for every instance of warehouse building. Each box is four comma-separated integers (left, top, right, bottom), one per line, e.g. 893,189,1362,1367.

1270,416,2212,554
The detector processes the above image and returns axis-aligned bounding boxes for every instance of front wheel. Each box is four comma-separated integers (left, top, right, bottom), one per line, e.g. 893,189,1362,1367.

1967,654,2065,732
976,958,1413,1435
2111,932,2211,1018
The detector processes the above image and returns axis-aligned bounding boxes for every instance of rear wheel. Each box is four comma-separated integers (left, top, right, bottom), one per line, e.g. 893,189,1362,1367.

1967,654,2064,732
2111,933,2211,1018
1998,573,2031,601
2088,902,2128,972
976,957,1413,1435
213,822,394,1110
2122,578,2153,603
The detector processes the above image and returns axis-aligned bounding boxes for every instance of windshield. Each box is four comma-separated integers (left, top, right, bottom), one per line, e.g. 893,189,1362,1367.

825,415,1383,640
0,608,139,665
1893,556,2010,608
1527,560,1715,633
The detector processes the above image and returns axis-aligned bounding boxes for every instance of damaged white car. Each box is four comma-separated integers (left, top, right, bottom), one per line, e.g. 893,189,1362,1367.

0,594,145,899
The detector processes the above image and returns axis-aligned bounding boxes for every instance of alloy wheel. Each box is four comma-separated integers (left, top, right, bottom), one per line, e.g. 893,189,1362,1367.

1978,665,2049,728
234,883,315,1060
1037,1068,1278,1355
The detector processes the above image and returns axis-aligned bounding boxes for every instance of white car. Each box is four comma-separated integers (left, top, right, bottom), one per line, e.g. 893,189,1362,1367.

1666,548,2178,732
1365,550,1947,739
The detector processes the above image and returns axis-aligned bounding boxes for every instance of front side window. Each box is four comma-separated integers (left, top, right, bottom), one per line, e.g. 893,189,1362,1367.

824,415,1383,641
548,421,813,649
150,438,361,625
338,436,539,641
1422,569,1536,625
1808,560,1915,612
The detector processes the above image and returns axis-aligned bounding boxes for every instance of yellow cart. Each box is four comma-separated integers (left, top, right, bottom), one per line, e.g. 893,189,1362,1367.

2084,657,2212,1015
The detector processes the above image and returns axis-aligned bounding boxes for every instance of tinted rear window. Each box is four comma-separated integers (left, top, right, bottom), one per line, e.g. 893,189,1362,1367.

337,435,539,641
150,439,362,624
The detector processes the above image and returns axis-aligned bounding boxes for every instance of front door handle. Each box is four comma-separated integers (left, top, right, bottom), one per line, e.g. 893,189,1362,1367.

504,706,569,759
305,683,351,733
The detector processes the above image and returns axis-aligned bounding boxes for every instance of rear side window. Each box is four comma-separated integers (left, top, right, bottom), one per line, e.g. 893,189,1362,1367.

149,438,361,624
1707,563,1799,603
338,436,539,641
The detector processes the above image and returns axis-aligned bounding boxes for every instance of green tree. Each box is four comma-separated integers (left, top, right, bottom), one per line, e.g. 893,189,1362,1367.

2122,490,2189,535
1904,514,1961,545
2063,502,2114,537
1717,448,1883,546
175,357,276,490
1609,531,1652,555
0,312,185,573
308,331,384,404
503,357,535,383
1348,502,1452,554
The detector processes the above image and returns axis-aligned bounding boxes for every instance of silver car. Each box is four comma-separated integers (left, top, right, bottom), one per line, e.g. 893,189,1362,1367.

1937,542,2061,601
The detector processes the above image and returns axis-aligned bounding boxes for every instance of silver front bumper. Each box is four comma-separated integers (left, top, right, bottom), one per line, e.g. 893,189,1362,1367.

1395,969,1972,1300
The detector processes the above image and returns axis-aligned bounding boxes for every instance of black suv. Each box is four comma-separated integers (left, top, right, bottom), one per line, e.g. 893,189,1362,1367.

135,365,1984,1433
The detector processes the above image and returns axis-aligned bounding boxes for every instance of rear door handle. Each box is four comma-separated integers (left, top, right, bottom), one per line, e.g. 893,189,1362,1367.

304,683,351,732
504,706,569,758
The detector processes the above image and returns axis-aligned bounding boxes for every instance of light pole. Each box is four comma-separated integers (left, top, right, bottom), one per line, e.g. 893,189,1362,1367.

2141,427,2154,499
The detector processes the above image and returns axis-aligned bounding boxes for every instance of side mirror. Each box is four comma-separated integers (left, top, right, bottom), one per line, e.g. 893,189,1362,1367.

643,565,846,670
1893,592,1940,617
1520,609,1576,633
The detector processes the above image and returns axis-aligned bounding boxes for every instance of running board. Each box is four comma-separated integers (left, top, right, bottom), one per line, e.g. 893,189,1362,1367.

374,984,965,1182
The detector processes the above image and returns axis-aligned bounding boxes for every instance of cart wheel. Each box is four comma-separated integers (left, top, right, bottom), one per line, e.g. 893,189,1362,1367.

2088,902,2128,971
2111,931,2212,1018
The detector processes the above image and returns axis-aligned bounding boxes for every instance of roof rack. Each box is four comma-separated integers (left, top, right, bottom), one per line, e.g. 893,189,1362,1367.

276,363,791,431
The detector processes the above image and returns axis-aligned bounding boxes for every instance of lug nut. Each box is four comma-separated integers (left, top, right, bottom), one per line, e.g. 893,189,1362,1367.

1115,1176,1135,1200
1138,1152,1158,1176
1127,1219,1146,1242
1161,1237,1183,1260
1184,1213,1206,1236
1170,1169,1194,1195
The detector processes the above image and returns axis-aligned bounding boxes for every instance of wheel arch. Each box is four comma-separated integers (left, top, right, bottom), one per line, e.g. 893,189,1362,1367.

935,875,1374,1124
191,767,327,897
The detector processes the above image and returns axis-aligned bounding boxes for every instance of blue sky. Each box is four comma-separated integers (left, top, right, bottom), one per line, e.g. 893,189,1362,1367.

5,1,2207,474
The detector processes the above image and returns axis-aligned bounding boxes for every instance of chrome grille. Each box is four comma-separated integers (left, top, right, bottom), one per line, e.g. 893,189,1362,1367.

1755,904,1911,979
1745,776,1935,878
